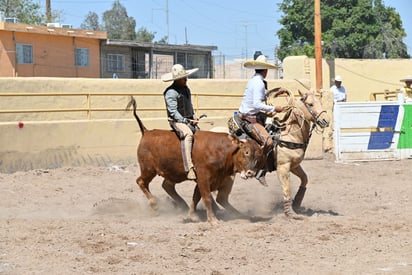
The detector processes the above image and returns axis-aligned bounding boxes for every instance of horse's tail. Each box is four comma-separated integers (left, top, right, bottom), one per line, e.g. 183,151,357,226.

126,96,147,135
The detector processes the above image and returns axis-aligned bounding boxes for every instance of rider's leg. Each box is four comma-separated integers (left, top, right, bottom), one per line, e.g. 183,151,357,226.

184,133,196,179
248,123,274,185
174,123,197,180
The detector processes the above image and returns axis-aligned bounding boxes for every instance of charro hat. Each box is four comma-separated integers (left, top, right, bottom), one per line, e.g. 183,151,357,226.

334,75,343,82
400,75,412,82
244,55,279,69
161,64,199,82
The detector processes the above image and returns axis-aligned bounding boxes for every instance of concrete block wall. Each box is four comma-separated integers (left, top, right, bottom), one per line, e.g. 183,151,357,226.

0,77,329,173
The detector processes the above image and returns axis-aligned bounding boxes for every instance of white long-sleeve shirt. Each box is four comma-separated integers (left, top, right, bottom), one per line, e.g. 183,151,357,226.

239,73,274,115
331,84,347,102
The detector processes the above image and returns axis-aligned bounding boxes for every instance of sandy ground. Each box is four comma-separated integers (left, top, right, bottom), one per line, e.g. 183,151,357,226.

1,153,411,274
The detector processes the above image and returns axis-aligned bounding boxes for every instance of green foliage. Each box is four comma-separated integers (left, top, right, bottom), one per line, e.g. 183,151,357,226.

102,0,136,40
277,0,409,60
155,36,169,44
135,27,155,42
80,0,163,43
0,0,44,24
80,12,101,31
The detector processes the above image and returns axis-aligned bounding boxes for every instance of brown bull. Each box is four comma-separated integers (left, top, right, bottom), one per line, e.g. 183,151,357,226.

127,97,266,223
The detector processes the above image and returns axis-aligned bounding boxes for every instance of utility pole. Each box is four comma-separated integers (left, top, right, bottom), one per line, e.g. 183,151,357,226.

166,0,169,43
274,45,279,79
243,22,248,60
314,0,323,90
46,0,51,23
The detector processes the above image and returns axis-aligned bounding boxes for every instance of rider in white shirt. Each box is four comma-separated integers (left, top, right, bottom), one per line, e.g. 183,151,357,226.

238,53,283,185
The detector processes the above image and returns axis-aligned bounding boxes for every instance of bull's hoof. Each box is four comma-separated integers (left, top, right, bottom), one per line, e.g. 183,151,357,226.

182,209,202,223
182,216,200,223
208,219,219,225
149,198,158,211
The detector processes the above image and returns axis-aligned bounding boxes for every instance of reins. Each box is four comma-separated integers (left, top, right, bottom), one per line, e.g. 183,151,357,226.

268,88,320,152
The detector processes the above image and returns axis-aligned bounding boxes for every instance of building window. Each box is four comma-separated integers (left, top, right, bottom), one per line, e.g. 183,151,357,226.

16,44,33,64
107,54,125,72
75,48,89,66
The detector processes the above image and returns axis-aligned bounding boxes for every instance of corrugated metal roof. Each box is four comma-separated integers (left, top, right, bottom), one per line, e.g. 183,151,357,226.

0,22,107,39
104,39,217,52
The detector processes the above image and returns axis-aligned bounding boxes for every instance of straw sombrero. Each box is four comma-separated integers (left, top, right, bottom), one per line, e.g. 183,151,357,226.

400,75,412,82
161,64,199,82
244,55,279,69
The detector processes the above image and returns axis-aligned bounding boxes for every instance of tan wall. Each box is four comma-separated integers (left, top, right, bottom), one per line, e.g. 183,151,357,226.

2,56,410,172
0,77,327,173
283,56,412,101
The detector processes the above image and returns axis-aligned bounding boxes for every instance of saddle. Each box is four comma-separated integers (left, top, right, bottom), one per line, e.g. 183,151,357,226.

228,113,280,172
228,113,280,145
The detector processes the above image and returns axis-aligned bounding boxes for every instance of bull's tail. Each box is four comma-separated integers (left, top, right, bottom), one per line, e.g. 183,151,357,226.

126,96,147,134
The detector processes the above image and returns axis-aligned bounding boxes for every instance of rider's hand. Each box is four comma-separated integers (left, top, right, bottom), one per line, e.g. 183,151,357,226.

191,118,199,125
274,105,284,112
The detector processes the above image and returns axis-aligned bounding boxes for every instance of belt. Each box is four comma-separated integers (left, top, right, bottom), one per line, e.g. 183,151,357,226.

238,112,256,120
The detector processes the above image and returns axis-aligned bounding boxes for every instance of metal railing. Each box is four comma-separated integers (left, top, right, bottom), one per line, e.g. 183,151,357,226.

0,92,243,120
369,89,399,101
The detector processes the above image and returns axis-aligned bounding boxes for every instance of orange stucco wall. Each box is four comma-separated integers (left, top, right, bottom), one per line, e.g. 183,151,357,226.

0,31,15,76
0,22,104,78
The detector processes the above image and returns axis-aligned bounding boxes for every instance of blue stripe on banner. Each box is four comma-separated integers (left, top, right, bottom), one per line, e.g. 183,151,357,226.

367,105,399,150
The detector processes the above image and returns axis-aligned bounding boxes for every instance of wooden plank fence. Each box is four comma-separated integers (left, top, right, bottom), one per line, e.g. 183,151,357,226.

334,101,412,161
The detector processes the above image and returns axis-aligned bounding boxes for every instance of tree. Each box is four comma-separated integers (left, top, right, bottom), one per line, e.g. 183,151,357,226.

0,0,44,24
277,0,409,60
155,36,169,44
80,11,101,31
102,0,136,40
135,27,155,42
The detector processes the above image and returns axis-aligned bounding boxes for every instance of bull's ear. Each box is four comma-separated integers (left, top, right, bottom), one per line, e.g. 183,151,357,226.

227,134,240,145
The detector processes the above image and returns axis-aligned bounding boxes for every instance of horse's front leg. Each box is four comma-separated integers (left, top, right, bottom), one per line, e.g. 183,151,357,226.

290,165,308,212
276,163,295,216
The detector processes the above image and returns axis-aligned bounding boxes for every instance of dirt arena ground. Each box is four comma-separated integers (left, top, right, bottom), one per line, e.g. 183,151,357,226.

1,153,411,274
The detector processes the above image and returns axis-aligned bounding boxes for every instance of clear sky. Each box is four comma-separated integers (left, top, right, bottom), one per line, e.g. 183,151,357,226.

49,0,412,61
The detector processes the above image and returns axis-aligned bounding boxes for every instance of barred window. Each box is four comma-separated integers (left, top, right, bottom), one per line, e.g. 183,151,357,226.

75,48,89,66
16,44,33,64
107,54,125,72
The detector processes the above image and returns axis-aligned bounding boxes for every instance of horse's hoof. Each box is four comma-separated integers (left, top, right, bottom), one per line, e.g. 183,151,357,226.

285,211,305,220
284,200,304,220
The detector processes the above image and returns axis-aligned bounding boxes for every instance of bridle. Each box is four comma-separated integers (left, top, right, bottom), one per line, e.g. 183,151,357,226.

300,93,328,128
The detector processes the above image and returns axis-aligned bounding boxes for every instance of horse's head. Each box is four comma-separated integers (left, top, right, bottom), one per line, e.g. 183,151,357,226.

297,89,329,128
